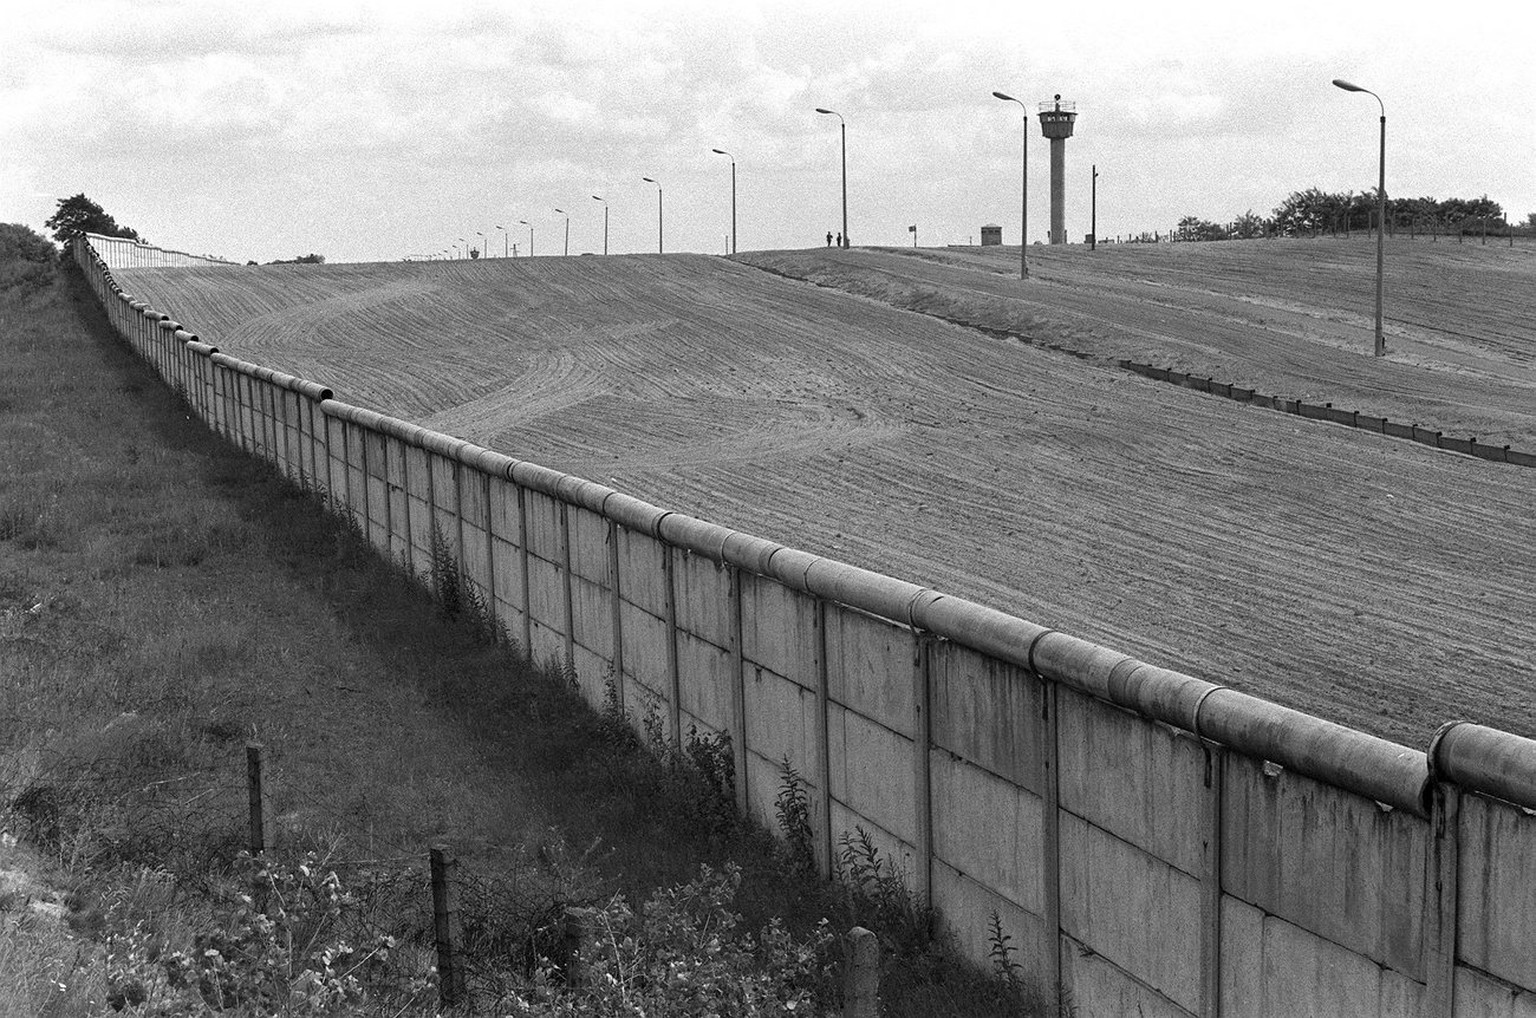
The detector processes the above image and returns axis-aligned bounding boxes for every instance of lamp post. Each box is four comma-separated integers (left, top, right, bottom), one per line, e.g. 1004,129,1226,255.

518,219,532,257
554,209,570,256
992,91,1029,278
476,230,487,260
815,108,848,247
1091,164,1098,251
591,196,608,255
711,149,736,254
496,225,508,258
457,237,466,260
1332,77,1386,357
641,177,663,253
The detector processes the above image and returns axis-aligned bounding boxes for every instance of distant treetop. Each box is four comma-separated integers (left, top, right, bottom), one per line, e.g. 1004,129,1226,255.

43,193,142,246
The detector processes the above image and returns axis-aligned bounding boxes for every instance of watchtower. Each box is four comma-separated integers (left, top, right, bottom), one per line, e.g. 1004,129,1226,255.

1038,94,1078,244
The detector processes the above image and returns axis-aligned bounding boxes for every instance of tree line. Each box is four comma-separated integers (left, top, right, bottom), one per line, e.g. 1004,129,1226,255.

1177,189,1529,242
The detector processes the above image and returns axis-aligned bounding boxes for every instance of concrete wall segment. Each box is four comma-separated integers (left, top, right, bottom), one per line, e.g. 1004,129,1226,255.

1432,722,1536,809
1221,753,1428,978
1457,792,1536,990
1196,686,1428,814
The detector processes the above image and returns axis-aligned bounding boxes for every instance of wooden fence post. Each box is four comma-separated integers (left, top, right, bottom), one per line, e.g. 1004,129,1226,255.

246,742,270,855
430,845,468,1006
843,926,880,1018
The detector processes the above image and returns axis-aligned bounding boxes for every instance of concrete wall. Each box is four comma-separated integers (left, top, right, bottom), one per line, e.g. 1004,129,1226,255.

76,236,1536,1016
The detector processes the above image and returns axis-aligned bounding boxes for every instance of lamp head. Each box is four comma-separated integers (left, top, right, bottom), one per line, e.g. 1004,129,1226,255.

712,148,729,155
1332,78,1364,92
992,90,1015,101
642,176,657,183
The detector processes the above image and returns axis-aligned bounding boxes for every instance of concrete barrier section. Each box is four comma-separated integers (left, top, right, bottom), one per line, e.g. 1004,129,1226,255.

70,236,1536,1014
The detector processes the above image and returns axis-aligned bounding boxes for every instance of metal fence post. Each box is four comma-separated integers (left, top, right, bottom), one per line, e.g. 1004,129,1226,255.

246,742,270,855
430,845,468,1006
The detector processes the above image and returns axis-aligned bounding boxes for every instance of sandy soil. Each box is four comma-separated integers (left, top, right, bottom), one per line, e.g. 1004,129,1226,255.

117,246,1536,747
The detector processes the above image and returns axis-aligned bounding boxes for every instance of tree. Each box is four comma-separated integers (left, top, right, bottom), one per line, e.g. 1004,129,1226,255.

1231,210,1266,239
267,253,325,265
43,193,141,246
0,223,57,295
1177,216,1228,242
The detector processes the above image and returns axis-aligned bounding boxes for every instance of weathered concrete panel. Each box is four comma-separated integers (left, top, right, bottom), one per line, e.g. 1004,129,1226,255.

742,665,817,780
1454,964,1536,1017
429,453,457,517
930,643,1043,791
1260,911,1387,1016
1062,938,1195,1018
825,606,913,737
406,493,435,571
1458,792,1536,990
1057,687,1208,876
404,443,432,501
1226,890,1427,1016
527,617,565,667
615,527,669,618
618,601,670,699
459,464,489,530
828,704,917,845
672,549,733,648
1222,754,1428,979
931,859,1051,979
523,555,566,639
828,798,916,887
930,753,1045,915
522,488,564,563
566,504,610,584
570,573,613,660
1220,894,1264,1016
745,744,824,840
1059,813,1202,1010
674,630,733,734
570,642,608,704
490,537,523,616
487,476,519,549
739,574,818,691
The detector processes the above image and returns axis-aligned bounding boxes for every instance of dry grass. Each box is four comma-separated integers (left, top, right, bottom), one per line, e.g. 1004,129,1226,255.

0,255,1039,1014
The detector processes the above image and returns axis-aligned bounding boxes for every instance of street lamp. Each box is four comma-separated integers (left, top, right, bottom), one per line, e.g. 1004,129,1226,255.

992,90,1030,279
591,195,608,255
518,219,532,257
711,149,736,254
554,208,570,256
457,237,466,260
641,177,663,253
496,225,508,258
1332,77,1386,357
815,108,848,247
476,230,487,260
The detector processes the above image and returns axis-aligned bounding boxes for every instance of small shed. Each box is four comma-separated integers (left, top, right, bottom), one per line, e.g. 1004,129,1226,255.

980,224,1003,246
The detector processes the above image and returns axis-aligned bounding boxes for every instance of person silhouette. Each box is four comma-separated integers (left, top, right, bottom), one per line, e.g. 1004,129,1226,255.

826,231,833,247
836,231,842,247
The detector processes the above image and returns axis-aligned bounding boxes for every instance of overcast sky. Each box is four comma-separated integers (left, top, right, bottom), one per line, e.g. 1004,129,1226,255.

5,0,1533,263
